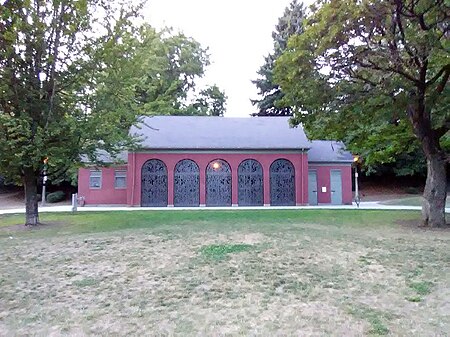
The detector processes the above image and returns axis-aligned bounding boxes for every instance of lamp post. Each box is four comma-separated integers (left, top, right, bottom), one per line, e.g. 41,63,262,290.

353,155,360,207
41,157,48,207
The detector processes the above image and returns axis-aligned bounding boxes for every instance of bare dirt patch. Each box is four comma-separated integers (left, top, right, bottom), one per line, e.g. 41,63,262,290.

0,191,24,209
0,220,448,336
0,190,71,210
396,218,450,231
358,177,424,201
0,221,68,233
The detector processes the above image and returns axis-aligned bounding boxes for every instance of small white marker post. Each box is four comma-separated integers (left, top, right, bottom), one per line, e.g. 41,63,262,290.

353,155,360,208
41,157,48,207
41,175,47,207
355,171,359,208
72,193,78,212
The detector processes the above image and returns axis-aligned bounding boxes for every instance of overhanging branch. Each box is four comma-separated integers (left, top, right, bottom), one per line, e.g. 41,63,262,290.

355,57,420,85
436,65,450,93
393,0,422,68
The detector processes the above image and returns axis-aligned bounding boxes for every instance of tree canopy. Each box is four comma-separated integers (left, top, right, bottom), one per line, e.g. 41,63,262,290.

92,23,227,121
183,84,227,116
0,0,225,225
275,0,449,227
251,0,306,116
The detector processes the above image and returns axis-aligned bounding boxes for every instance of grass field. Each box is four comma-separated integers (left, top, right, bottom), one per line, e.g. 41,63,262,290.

0,210,449,336
380,196,450,207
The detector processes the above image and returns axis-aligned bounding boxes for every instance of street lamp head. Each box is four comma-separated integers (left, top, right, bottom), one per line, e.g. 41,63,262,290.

353,155,359,163
43,157,48,164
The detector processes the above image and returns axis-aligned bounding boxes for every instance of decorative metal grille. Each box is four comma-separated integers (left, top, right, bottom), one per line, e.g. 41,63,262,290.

206,159,232,206
174,159,200,207
238,159,263,206
270,159,295,206
141,159,168,207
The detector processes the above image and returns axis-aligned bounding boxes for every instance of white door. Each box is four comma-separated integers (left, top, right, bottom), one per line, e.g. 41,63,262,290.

308,170,318,205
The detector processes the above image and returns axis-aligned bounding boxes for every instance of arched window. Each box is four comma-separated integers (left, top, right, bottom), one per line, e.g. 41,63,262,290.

141,159,168,207
270,159,295,206
238,159,263,206
206,159,232,206
174,159,200,207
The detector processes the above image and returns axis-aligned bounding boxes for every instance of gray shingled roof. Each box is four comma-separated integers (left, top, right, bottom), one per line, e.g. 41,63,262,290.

307,140,353,163
82,117,353,164
130,116,311,150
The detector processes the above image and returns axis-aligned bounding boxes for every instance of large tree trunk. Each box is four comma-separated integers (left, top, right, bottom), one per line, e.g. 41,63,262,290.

23,167,39,226
407,86,447,228
422,154,447,227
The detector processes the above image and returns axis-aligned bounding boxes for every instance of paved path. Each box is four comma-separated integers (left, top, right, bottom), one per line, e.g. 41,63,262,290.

1,202,448,215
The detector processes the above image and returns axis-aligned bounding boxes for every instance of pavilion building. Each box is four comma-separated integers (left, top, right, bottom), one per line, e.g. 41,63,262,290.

78,116,353,206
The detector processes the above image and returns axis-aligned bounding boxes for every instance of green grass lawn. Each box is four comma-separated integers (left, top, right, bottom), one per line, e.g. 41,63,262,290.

0,210,449,335
0,209,422,235
380,196,450,207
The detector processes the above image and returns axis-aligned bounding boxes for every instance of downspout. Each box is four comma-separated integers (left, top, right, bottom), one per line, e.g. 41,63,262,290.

131,152,136,206
301,150,304,205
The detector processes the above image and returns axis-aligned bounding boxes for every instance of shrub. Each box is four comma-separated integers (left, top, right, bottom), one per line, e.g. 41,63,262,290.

46,191,65,203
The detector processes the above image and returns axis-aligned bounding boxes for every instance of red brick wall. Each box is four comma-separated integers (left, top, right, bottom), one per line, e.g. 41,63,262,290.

78,166,128,205
78,154,352,206
127,152,309,206
307,164,352,204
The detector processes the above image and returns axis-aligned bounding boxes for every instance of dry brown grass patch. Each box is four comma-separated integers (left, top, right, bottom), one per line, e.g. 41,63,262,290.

0,217,448,335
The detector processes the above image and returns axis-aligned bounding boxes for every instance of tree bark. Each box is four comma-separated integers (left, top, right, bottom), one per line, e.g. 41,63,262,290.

23,167,40,226
422,154,447,227
406,80,447,228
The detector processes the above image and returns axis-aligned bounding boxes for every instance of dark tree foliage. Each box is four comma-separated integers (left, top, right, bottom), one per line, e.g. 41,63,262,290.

275,0,449,227
181,85,227,117
0,0,141,225
251,0,306,117
0,0,223,225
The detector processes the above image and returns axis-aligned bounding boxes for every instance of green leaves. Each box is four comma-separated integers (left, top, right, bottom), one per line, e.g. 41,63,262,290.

0,0,113,181
274,0,449,176
97,25,225,118
188,85,227,117
0,0,225,188
251,0,307,116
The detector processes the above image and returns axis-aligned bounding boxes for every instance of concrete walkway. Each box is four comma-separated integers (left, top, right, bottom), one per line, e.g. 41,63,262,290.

1,202,448,215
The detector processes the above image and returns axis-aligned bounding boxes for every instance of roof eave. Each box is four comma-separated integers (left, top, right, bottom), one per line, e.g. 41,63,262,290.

136,147,311,152
308,160,353,164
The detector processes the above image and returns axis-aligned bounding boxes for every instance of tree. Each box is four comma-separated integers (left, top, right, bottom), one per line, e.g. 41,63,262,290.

186,85,227,116
0,1,218,225
123,28,227,117
132,28,208,115
0,0,147,225
275,0,449,227
251,0,306,116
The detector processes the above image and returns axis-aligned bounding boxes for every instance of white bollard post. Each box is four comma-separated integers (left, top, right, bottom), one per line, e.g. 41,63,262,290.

354,168,360,208
72,193,78,212
41,175,47,207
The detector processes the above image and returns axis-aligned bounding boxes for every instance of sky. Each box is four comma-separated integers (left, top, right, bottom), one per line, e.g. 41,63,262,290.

144,0,307,117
